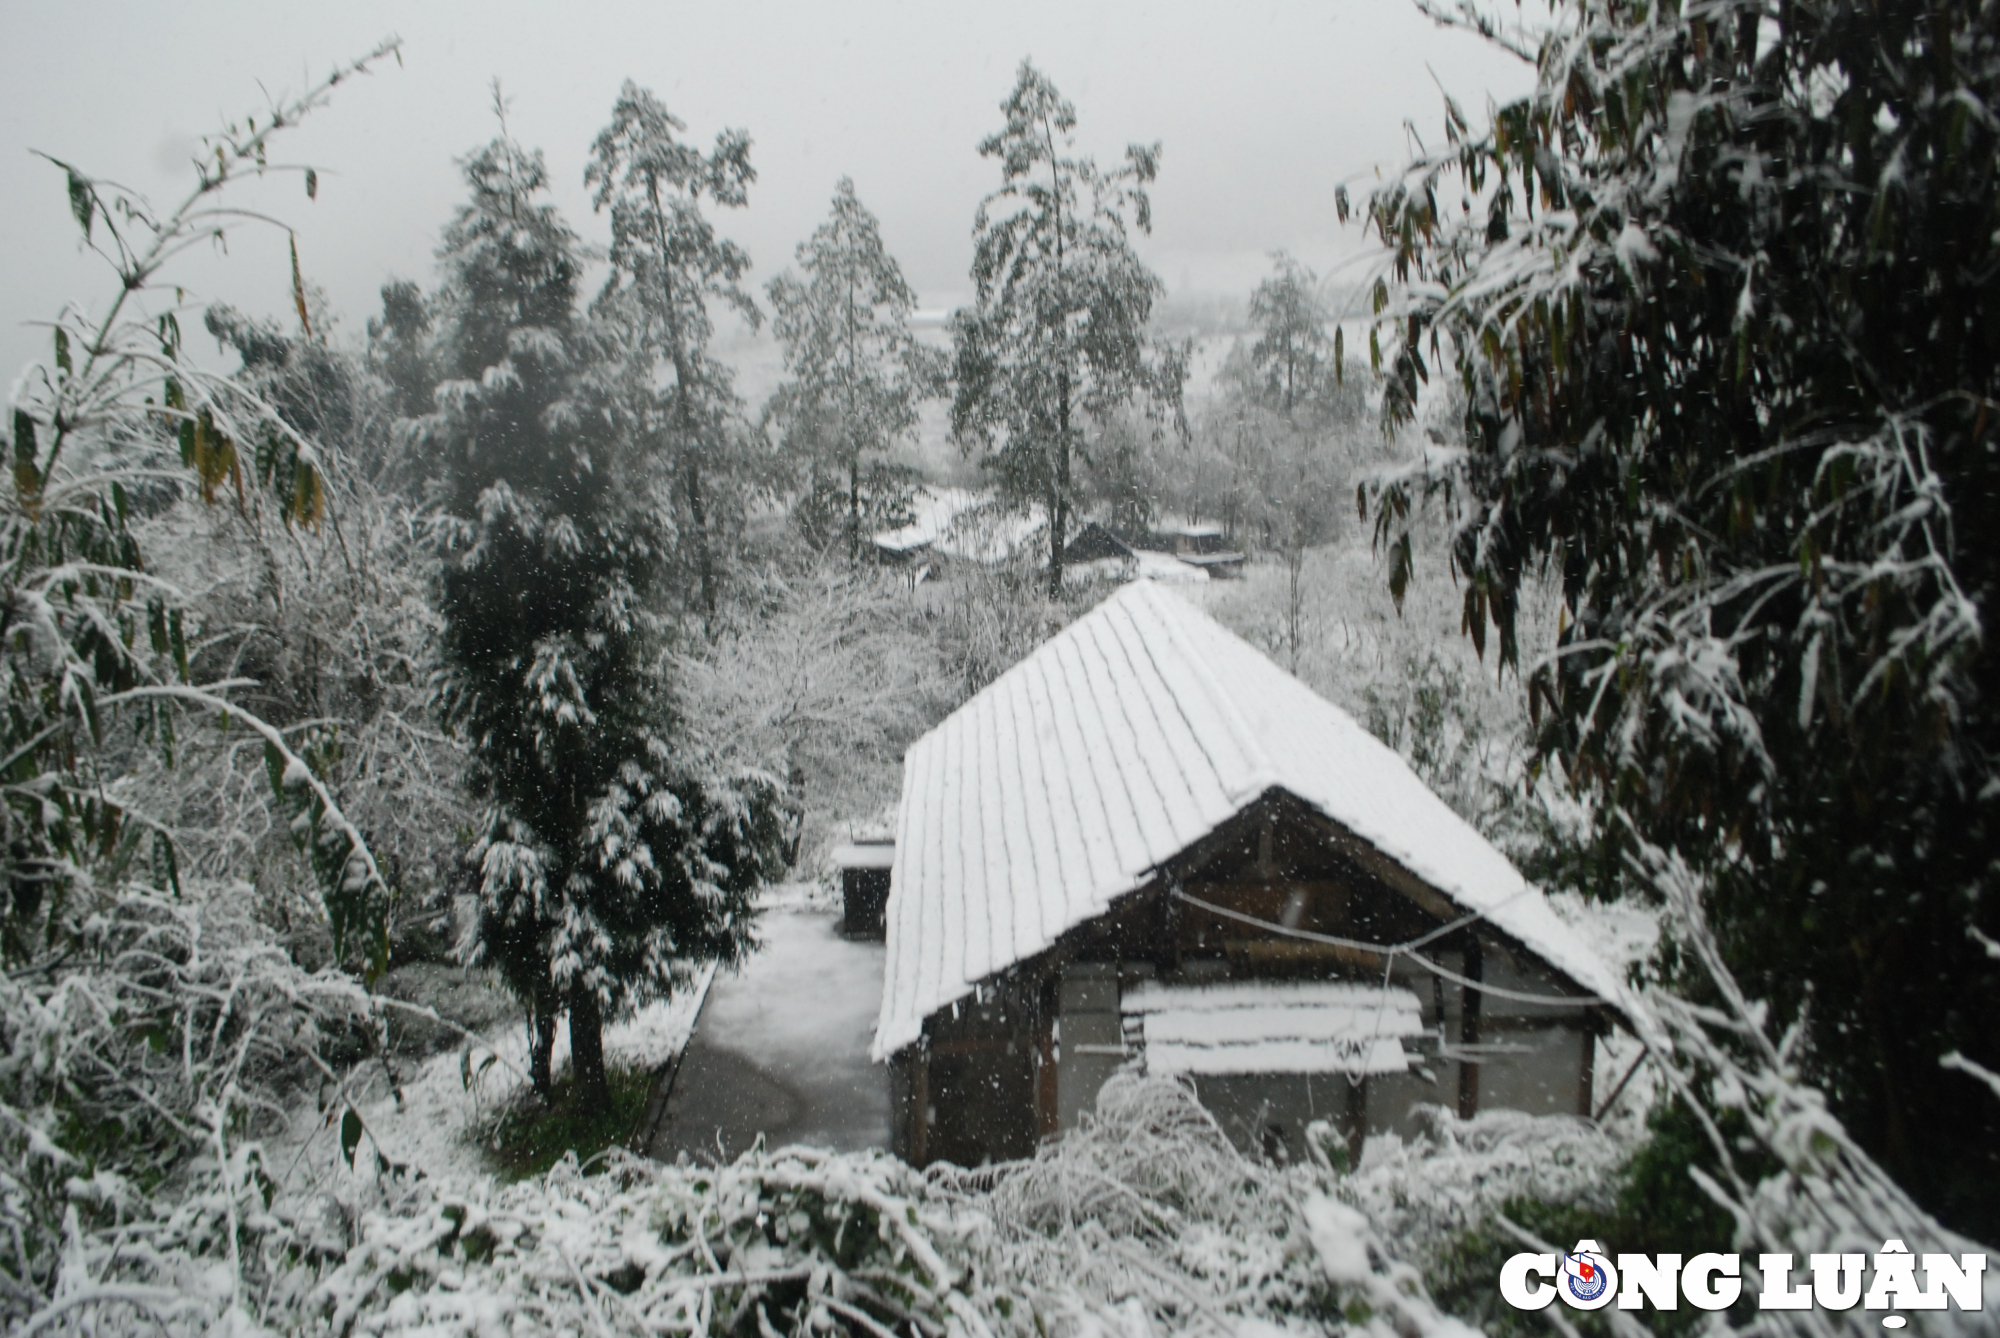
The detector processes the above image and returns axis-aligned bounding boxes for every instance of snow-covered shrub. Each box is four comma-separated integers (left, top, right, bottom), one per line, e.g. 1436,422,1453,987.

680,564,947,863
1341,1104,1624,1271
0,884,372,1333
269,1073,1482,1338
112,487,471,964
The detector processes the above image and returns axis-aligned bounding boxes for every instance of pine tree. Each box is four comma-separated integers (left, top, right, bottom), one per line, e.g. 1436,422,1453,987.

766,178,944,561
586,81,759,619
951,60,1183,597
427,108,789,1106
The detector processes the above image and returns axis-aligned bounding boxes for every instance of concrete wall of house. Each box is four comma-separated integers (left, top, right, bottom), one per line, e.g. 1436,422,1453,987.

1468,939,1596,1117
1057,963,1125,1132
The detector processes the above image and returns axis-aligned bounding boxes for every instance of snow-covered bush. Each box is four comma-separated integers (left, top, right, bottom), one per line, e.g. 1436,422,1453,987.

0,884,372,1333
1353,0,2000,1236
1341,1104,1624,1272
186,1074,1472,1338
679,564,946,862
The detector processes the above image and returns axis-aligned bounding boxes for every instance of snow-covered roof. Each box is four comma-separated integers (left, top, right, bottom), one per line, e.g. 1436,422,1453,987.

831,842,897,871
872,487,1045,565
873,487,982,555
872,582,1626,1060
1123,980,1423,1076
1132,550,1211,584
1151,516,1225,539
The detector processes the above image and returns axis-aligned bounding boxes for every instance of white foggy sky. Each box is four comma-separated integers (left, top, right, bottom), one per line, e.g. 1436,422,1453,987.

0,0,1532,381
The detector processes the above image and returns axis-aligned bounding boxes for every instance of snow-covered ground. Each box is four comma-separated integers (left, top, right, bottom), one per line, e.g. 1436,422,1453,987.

650,894,890,1160
271,968,714,1194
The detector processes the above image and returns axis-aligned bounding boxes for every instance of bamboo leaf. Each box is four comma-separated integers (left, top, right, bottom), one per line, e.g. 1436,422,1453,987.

290,235,313,337
341,1107,364,1169
66,170,92,239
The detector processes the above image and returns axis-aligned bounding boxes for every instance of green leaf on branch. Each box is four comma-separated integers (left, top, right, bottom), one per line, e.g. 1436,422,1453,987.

341,1107,364,1169
13,411,40,509
1387,531,1412,612
66,170,92,239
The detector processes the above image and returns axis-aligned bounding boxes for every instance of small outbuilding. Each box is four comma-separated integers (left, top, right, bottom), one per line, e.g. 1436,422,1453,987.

872,582,1622,1167
832,839,896,939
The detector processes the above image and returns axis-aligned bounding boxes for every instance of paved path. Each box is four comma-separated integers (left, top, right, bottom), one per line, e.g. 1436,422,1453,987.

645,908,890,1162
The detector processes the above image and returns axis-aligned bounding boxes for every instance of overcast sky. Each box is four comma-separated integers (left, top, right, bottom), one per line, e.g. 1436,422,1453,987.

0,0,1532,382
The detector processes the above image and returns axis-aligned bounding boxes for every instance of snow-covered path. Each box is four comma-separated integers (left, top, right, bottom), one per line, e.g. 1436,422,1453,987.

646,905,890,1161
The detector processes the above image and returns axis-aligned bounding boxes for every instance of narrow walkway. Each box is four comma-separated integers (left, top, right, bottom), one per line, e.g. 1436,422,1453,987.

645,908,889,1162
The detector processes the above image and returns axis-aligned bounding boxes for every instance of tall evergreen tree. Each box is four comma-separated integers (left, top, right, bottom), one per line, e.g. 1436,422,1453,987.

766,178,944,560
1245,254,1332,421
426,111,789,1107
586,81,759,618
951,60,1183,597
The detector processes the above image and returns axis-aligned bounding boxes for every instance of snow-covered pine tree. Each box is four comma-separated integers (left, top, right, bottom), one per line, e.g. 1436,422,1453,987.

766,178,945,561
951,60,1185,597
1357,0,2000,1240
585,81,762,620
1231,254,1370,669
426,107,790,1107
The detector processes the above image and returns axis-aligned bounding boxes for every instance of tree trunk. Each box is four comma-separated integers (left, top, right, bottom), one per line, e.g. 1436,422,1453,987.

684,455,716,617
569,984,610,1110
529,996,558,1098
1049,378,1072,600
1286,543,1305,672
849,458,862,567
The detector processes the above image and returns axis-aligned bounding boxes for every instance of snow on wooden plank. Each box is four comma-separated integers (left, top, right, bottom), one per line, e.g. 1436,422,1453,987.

873,582,1626,1061
1128,981,1424,1076
1122,979,1425,1015
1146,1036,1414,1077
831,843,896,870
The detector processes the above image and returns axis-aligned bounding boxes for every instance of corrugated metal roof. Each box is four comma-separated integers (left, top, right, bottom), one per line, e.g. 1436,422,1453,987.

872,581,1624,1060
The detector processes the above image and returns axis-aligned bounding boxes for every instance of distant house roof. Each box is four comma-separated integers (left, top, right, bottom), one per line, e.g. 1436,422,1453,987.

1123,980,1424,1076
873,487,1046,565
1151,516,1225,539
873,487,982,556
872,581,1623,1060
1061,521,1134,566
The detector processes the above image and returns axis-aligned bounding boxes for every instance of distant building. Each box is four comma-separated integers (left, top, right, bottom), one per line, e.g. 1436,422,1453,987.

831,839,896,939
871,487,1044,574
872,582,1621,1168
1143,516,1245,577
1060,521,1211,587
873,494,1242,586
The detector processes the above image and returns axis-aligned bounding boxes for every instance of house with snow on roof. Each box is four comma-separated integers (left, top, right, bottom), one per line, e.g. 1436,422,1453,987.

870,581,1624,1168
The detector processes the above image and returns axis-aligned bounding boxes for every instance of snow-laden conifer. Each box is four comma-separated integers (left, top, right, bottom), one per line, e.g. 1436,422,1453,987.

951,60,1187,597
425,99,792,1109
767,178,946,561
